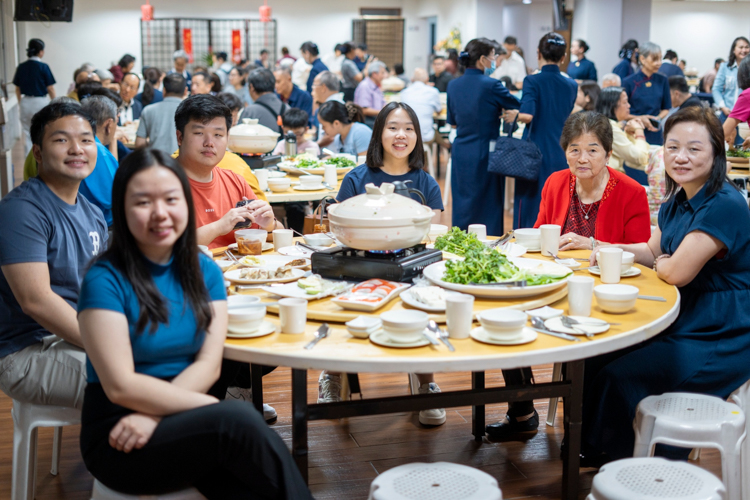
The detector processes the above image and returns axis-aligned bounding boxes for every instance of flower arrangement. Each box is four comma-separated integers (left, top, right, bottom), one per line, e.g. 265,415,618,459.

435,27,462,52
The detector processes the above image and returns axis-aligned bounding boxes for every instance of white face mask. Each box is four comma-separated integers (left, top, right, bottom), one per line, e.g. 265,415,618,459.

570,55,579,63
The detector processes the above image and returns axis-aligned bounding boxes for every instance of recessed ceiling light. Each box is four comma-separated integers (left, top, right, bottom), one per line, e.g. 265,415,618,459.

523,0,532,4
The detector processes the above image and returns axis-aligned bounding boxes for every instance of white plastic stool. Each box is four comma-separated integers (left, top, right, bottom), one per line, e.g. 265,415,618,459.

11,399,80,500
91,479,206,499
730,378,750,499
633,393,745,500
586,457,726,500
423,143,436,179
367,462,502,500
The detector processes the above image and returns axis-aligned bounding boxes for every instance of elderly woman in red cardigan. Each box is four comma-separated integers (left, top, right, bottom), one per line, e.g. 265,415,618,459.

534,110,651,250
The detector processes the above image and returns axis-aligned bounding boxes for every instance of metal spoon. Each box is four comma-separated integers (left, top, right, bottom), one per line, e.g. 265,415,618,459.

428,320,455,352
304,323,330,350
560,316,594,339
529,317,581,342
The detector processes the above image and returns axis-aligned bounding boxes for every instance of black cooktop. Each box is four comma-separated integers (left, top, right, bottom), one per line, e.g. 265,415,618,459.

310,244,442,283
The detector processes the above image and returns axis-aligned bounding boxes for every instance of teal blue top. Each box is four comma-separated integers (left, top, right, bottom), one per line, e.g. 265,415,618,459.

78,253,226,382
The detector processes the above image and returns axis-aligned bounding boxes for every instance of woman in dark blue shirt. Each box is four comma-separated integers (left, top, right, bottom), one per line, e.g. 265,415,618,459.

581,107,750,466
507,33,578,229
446,38,521,235
567,39,597,81
622,42,672,145
13,39,56,155
612,39,639,81
300,41,329,93
77,148,311,498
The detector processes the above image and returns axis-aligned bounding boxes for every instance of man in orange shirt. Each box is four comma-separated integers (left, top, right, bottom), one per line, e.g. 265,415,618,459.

174,95,280,249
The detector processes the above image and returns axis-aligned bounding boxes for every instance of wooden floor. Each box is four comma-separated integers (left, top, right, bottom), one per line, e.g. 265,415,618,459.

0,142,724,499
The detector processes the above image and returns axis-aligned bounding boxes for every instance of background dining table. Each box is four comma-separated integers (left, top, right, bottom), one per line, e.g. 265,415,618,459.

217,245,680,499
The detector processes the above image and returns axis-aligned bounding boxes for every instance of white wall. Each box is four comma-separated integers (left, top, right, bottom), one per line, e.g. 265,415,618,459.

503,0,553,71
650,1,750,76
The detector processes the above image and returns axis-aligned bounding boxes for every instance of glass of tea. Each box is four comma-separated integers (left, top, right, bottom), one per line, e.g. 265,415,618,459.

235,229,268,255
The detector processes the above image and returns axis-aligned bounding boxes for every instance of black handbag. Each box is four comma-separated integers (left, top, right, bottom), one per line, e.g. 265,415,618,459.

487,117,543,182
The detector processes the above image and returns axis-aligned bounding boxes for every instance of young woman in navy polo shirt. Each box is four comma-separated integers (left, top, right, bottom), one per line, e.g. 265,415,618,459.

13,39,56,155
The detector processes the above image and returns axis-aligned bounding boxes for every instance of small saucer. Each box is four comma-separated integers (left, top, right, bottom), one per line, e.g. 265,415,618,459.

369,329,431,348
588,266,641,278
544,316,610,336
227,320,276,338
525,306,564,320
470,326,538,345
293,184,326,191
228,242,274,252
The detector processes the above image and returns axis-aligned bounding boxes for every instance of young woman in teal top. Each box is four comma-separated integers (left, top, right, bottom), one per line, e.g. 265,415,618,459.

77,148,311,498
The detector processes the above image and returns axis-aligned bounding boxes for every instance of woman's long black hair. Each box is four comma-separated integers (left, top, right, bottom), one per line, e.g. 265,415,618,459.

141,67,162,107
98,148,212,335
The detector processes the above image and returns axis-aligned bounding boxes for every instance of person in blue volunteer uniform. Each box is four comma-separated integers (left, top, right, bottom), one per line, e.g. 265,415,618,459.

507,32,578,230
13,38,56,155
446,37,520,236
613,39,638,81
580,106,750,467
300,41,328,94
567,39,597,82
622,42,672,146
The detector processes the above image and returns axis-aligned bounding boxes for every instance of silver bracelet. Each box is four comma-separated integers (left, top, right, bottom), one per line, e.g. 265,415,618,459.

589,237,597,250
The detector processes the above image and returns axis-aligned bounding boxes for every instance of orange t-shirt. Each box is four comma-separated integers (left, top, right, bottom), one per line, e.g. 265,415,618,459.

189,167,259,249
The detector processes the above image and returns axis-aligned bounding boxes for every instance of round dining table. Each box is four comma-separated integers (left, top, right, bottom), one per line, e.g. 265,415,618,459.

221,247,680,499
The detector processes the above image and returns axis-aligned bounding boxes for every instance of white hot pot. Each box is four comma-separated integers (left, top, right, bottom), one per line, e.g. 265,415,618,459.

327,183,433,250
227,118,280,154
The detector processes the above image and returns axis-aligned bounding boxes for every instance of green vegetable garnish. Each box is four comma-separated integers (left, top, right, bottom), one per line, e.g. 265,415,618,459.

435,227,566,286
325,157,357,168
727,148,750,158
296,158,323,168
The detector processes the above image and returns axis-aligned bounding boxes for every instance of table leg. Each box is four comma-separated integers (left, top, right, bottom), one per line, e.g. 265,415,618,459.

472,371,485,442
291,368,309,483
250,364,264,414
561,360,584,500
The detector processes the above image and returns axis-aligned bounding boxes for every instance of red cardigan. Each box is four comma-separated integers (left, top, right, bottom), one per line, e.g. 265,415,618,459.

533,167,651,244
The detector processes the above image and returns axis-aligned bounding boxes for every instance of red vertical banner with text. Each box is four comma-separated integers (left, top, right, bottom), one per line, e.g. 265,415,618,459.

231,30,242,64
182,28,194,63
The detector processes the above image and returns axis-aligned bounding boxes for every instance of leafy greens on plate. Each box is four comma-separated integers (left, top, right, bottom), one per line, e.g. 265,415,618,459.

325,157,357,168
435,227,568,286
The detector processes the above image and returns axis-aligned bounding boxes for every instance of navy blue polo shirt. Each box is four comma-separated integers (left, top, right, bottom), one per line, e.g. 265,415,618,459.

13,59,55,97
567,57,597,81
283,85,313,124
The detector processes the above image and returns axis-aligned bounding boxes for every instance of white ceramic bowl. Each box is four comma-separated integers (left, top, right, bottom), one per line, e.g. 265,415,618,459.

478,309,528,340
329,220,430,251
268,171,287,178
514,228,541,249
197,245,212,258
380,310,428,343
300,175,323,187
227,296,265,327
428,224,449,238
268,178,291,192
596,251,636,274
303,233,334,247
345,316,382,339
594,284,638,313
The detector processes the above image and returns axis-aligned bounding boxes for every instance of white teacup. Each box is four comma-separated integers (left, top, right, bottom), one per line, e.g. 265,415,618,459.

299,175,323,187
596,250,634,275
514,228,541,250
380,310,428,343
478,309,527,341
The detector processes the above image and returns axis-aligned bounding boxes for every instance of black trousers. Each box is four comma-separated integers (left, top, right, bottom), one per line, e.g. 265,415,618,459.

80,383,312,499
501,367,536,415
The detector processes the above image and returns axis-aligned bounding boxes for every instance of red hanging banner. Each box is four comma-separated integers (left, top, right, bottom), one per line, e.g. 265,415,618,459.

182,28,194,63
231,30,242,64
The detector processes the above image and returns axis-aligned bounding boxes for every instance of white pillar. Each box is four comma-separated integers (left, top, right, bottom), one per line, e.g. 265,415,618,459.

475,0,505,44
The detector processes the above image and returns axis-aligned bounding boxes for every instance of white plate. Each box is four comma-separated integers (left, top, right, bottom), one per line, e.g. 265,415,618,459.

422,258,571,298
226,320,277,338
293,184,326,191
260,282,327,300
236,255,310,269
399,288,447,312
587,266,642,278
470,326,538,345
214,258,235,271
544,316,610,336
331,281,411,312
495,242,527,258
555,258,581,269
228,242,274,253
369,329,431,348
224,267,306,284
525,306,564,319
277,245,314,257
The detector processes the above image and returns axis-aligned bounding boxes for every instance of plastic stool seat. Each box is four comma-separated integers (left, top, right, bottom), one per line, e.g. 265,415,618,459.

587,457,726,500
11,399,81,500
91,479,206,499
368,462,502,500
633,393,745,500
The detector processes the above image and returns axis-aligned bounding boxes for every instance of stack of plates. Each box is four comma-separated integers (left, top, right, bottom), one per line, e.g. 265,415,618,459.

345,316,382,338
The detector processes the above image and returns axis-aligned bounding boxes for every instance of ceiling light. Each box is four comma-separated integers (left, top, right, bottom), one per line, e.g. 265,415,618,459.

523,0,532,3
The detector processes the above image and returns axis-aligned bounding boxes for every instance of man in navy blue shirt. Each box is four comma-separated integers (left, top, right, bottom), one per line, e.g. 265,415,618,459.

274,67,313,124
0,102,107,409
658,49,684,78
